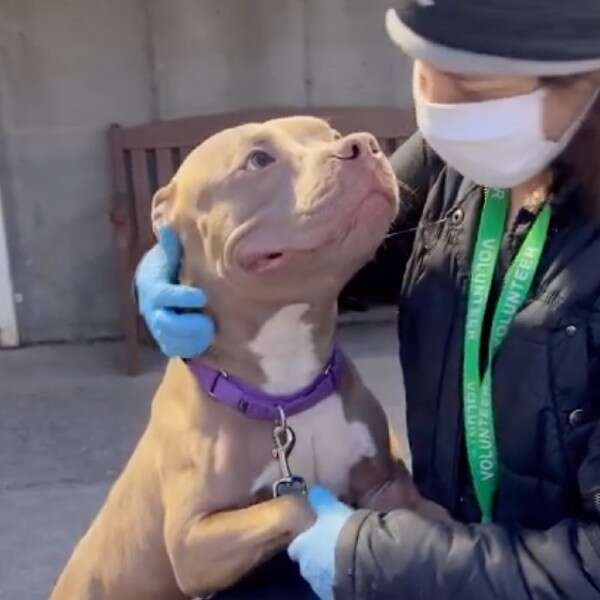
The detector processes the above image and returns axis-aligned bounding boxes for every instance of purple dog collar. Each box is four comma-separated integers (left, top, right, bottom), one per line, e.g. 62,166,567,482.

187,346,345,420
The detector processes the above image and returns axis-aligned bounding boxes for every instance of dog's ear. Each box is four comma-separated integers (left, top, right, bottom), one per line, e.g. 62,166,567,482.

151,180,177,236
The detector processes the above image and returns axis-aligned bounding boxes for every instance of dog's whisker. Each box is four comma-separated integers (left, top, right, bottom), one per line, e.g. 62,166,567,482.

385,216,448,239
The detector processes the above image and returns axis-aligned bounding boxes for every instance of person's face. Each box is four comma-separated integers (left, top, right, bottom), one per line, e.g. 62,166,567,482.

415,60,537,103
414,59,600,141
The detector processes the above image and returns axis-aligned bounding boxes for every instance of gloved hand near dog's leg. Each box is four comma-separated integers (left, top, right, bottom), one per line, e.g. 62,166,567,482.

135,226,215,358
288,487,355,600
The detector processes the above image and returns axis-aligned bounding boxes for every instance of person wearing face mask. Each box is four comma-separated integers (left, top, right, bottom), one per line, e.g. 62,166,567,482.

134,1,600,598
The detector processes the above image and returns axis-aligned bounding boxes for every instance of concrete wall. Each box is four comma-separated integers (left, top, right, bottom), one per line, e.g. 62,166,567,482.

0,0,413,343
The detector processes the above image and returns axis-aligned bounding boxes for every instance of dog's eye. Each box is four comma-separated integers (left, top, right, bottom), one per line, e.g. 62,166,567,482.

245,150,276,171
332,130,342,141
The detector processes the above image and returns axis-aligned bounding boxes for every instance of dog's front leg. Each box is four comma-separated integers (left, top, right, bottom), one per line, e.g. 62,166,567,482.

349,458,451,522
164,494,314,598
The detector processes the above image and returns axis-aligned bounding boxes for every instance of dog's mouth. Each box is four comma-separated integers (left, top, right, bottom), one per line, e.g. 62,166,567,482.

238,246,327,273
235,190,396,274
239,250,287,273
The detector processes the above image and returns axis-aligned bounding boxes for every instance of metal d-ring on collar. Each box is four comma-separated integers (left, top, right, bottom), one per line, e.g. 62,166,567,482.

187,345,344,421
208,369,228,396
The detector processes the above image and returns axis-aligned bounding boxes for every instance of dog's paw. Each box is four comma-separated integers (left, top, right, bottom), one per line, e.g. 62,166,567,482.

350,459,420,512
275,494,317,538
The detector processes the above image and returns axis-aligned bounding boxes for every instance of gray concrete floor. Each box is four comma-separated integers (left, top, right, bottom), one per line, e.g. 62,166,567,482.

0,322,406,600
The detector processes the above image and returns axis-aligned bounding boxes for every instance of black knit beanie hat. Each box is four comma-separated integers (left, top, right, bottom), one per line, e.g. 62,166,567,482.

386,0,600,75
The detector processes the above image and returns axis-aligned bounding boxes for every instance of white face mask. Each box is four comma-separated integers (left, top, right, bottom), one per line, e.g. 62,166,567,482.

414,80,596,188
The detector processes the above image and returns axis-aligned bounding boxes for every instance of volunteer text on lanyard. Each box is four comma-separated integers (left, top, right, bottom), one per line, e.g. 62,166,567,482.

463,188,550,523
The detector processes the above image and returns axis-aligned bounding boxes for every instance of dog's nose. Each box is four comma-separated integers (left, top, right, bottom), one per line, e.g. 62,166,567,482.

334,133,382,160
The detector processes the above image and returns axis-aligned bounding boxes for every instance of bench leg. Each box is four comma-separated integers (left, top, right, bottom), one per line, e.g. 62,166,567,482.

114,226,141,375
124,296,141,375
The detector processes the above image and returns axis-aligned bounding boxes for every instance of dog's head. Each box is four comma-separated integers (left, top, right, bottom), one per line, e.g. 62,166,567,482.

152,116,398,304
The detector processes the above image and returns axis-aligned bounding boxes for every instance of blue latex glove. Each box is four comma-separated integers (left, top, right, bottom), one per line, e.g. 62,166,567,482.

135,227,215,358
288,486,354,600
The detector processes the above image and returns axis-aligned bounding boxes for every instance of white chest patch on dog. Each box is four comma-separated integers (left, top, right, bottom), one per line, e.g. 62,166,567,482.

248,303,321,395
250,393,377,498
248,303,376,497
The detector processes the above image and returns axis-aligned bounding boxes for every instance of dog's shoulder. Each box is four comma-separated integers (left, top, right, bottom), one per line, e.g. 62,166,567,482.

338,354,387,431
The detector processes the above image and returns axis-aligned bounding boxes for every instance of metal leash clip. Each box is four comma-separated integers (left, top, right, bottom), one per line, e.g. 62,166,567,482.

272,406,307,498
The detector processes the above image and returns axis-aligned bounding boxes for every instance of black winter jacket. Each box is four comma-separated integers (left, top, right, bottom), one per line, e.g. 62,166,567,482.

334,132,600,599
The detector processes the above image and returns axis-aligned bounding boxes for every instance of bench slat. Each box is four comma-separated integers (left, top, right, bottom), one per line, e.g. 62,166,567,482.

156,148,175,187
180,146,195,162
130,149,154,249
119,107,415,149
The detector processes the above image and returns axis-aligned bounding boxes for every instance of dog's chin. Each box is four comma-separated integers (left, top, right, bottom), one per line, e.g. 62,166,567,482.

235,192,396,277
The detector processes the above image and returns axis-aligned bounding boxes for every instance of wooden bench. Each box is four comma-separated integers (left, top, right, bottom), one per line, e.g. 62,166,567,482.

108,107,416,374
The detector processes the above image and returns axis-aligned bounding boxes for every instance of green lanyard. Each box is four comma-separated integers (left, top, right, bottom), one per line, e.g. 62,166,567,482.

463,188,550,523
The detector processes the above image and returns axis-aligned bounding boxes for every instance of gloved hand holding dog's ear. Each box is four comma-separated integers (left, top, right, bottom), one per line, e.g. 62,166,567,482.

135,227,215,358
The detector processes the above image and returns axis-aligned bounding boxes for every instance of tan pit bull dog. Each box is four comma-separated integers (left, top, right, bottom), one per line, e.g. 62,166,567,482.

51,117,440,600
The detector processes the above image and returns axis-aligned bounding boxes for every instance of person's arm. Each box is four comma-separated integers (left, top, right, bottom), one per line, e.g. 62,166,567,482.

341,131,442,306
335,508,600,599
334,423,600,600
390,129,443,231
291,421,600,600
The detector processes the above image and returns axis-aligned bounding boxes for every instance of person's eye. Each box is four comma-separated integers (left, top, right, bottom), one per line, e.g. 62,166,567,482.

245,150,276,171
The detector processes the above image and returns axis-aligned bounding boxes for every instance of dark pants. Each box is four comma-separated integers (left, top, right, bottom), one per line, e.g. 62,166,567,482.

212,553,317,600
